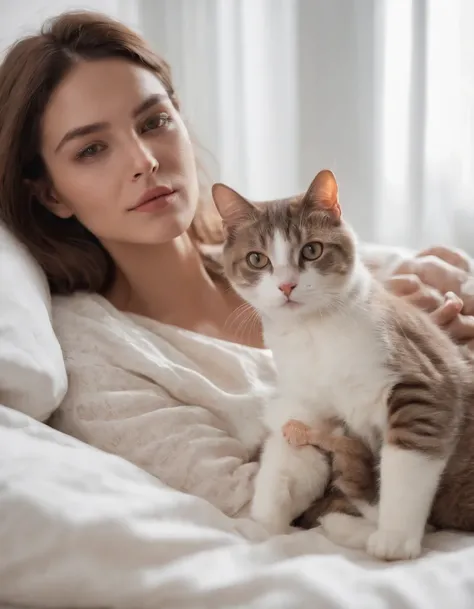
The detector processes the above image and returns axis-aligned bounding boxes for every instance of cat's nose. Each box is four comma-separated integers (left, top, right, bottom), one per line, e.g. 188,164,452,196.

278,282,297,298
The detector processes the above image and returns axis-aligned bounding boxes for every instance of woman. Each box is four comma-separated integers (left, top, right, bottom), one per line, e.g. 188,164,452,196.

0,11,473,518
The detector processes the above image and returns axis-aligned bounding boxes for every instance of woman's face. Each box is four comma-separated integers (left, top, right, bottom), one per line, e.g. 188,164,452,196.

39,58,199,247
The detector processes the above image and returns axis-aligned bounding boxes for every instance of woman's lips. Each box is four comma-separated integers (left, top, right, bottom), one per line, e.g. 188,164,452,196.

131,189,177,212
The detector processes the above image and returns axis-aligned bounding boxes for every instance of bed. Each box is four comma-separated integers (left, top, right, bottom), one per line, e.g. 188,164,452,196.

1,222,474,609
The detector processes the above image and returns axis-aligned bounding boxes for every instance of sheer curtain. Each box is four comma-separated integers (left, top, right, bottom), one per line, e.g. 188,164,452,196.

139,0,474,254
140,0,299,200
375,0,474,253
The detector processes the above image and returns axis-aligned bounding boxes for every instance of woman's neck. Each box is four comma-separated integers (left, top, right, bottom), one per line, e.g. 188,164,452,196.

103,233,263,347
106,233,222,323
104,233,263,347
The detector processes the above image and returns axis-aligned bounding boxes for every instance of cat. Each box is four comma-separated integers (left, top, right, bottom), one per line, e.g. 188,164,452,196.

212,169,474,561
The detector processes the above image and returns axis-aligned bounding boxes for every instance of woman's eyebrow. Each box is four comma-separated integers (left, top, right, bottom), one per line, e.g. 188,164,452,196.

55,93,169,153
55,122,107,153
132,93,168,118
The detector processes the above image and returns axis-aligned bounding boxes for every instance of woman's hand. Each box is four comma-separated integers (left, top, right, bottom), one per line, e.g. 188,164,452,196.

384,273,444,313
430,292,474,347
385,260,474,349
416,246,471,273
393,246,474,314
393,256,467,302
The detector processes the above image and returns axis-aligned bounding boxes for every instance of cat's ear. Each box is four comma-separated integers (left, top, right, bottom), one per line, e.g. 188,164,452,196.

212,183,257,230
306,169,342,222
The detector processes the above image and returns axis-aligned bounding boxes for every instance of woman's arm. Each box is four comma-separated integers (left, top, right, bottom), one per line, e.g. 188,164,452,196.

389,249,474,346
361,243,474,347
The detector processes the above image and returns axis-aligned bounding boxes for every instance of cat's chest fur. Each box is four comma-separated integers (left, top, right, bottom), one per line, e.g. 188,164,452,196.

263,309,393,442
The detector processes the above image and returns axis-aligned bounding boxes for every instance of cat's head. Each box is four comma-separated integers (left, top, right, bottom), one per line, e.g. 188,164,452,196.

212,169,357,321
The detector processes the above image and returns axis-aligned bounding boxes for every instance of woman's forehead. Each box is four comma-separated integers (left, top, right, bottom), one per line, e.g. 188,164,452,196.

41,58,168,151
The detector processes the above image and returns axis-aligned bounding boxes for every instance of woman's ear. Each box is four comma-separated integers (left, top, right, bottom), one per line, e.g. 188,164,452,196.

26,178,74,219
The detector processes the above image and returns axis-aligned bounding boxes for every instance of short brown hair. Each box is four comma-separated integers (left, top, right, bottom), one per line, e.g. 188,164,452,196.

0,11,223,294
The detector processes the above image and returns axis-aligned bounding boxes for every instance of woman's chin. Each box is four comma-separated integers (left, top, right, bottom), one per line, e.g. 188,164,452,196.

126,214,195,245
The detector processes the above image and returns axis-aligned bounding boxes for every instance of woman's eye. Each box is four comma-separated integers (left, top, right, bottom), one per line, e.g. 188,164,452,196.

246,252,270,269
142,112,171,133
77,143,105,159
301,241,324,261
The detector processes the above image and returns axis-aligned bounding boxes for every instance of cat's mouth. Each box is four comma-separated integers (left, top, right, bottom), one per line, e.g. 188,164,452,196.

281,300,302,309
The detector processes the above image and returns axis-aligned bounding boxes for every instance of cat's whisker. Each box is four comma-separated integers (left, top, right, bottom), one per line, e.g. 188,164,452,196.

225,302,254,331
227,302,259,340
249,308,263,340
245,308,261,338
226,307,253,331
235,310,257,340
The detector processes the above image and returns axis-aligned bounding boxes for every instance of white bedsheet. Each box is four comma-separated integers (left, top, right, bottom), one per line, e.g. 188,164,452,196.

2,404,474,609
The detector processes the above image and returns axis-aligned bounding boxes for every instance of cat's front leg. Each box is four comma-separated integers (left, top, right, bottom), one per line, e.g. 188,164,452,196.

367,444,447,560
251,431,330,534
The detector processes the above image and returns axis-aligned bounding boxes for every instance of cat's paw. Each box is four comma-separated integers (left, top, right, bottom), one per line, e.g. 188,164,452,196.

250,500,291,536
282,419,311,447
367,529,422,561
320,513,375,550
250,512,291,535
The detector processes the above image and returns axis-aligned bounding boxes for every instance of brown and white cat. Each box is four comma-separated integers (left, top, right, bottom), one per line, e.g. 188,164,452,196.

212,169,474,561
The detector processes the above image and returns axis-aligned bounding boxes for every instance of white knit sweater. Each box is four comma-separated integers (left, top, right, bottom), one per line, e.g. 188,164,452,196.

51,293,276,517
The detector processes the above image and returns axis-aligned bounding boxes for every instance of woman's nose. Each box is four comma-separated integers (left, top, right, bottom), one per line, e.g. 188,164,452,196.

130,138,158,180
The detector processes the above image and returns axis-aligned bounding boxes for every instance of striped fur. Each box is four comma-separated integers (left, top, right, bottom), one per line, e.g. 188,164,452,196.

293,272,474,533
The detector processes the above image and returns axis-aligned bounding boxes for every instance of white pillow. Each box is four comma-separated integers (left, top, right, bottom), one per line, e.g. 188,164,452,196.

0,223,67,420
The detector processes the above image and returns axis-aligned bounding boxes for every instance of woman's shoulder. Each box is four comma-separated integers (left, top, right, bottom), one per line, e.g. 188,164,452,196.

52,291,117,327
51,292,133,358
52,292,182,373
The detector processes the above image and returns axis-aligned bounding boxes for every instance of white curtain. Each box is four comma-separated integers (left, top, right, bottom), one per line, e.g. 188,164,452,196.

375,0,474,253
139,0,299,200
139,0,381,239
138,0,474,254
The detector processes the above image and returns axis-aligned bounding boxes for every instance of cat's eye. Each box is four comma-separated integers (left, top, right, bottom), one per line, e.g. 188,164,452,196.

301,241,323,261
246,252,270,269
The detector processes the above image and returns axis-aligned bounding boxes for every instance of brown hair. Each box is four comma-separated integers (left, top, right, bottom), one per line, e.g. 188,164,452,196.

0,11,223,294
